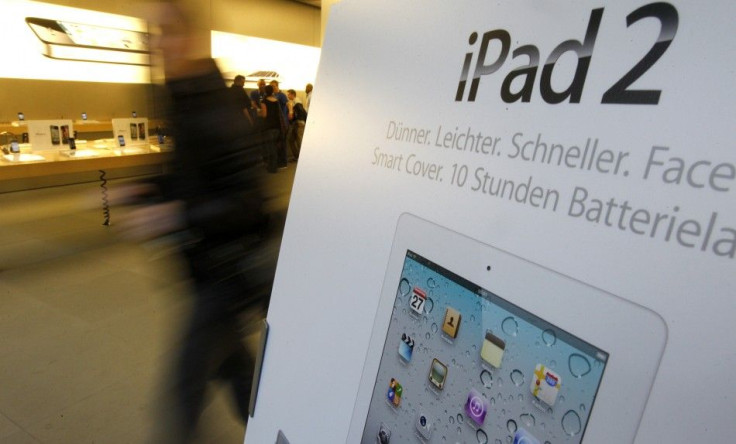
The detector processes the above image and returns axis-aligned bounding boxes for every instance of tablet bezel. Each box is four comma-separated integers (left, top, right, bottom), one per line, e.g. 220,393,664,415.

347,213,667,442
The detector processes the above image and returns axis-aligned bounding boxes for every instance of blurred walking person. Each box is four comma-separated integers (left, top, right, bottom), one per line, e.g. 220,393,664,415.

113,3,277,442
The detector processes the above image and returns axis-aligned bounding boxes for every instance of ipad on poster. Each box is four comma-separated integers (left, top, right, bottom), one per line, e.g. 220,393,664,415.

347,213,666,443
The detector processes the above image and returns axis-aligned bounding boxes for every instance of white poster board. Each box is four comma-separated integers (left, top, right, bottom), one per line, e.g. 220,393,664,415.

111,118,149,148
27,119,74,150
246,1,735,442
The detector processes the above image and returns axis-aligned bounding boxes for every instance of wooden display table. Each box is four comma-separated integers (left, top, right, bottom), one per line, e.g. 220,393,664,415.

0,142,173,193
0,120,164,135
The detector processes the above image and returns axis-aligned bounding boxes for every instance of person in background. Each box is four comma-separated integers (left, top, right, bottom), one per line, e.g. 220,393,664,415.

259,85,288,171
286,89,307,161
249,78,266,114
230,74,254,125
269,80,289,124
114,3,278,442
304,82,313,112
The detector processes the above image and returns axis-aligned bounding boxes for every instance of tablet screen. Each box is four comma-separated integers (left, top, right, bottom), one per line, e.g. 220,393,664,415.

362,250,608,443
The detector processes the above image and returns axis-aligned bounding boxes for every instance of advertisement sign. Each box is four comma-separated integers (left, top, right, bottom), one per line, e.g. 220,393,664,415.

0,0,150,83
26,119,73,150
245,1,735,442
111,118,149,149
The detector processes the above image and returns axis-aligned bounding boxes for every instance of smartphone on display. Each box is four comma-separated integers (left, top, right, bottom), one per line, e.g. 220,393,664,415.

50,125,60,145
25,17,150,65
130,123,138,140
22,133,29,143
118,135,126,147
18,112,25,121
138,122,146,139
10,141,20,153
61,125,70,144
81,112,87,121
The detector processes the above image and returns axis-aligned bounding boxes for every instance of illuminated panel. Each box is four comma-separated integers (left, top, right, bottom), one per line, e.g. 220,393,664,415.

1,0,150,83
211,31,321,89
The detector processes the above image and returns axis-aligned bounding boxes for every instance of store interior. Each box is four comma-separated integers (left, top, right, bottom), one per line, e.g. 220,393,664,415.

1,0,324,442
0,0,326,123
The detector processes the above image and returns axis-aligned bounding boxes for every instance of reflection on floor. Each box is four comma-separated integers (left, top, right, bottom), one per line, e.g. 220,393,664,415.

0,164,295,443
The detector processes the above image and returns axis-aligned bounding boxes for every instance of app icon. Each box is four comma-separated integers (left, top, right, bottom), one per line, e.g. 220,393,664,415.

464,388,489,426
415,413,432,440
398,333,414,362
480,330,506,368
531,364,561,406
387,378,403,407
428,358,448,390
410,287,427,315
513,428,541,444
442,306,461,338
377,423,391,444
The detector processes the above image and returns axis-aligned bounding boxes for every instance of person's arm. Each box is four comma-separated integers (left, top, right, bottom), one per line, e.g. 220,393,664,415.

242,94,255,126
259,102,267,118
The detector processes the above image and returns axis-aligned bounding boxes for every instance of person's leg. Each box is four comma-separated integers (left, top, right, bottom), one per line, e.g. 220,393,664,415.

264,129,279,172
215,324,254,422
147,301,213,444
276,130,288,168
177,325,209,429
211,280,266,423
294,121,305,159
160,278,243,442
285,122,295,161
152,262,269,442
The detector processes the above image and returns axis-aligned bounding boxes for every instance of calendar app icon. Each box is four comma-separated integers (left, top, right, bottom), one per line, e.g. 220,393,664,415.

409,287,427,315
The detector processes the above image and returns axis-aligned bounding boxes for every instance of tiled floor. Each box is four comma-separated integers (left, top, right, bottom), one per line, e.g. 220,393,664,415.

0,165,295,443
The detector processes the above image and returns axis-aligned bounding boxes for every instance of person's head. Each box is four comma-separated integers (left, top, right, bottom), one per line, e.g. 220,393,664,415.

146,2,208,75
305,83,313,94
287,89,296,100
264,85,274,97
257,79,266,92
233,75,245,87
269,80,280,93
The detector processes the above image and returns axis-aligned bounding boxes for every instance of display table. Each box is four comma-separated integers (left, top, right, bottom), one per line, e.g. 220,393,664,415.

1,146,170,180
0,120,162,136
0,141,173,193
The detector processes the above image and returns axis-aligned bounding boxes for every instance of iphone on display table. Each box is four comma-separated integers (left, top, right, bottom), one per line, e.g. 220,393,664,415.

348,213,666,443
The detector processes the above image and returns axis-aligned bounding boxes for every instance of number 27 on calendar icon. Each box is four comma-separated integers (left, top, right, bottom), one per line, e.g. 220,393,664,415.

409,287,426,315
